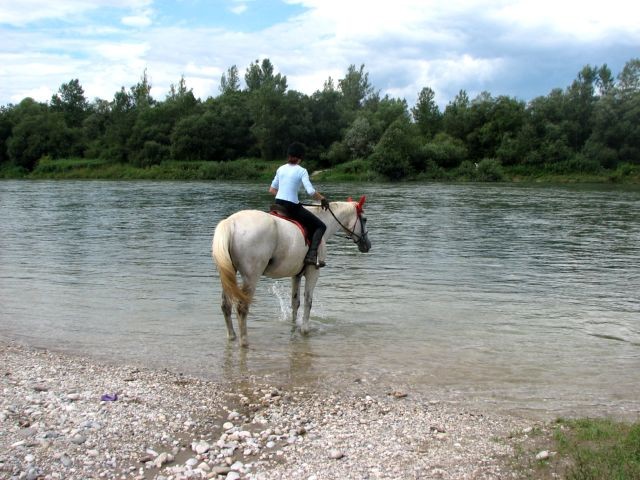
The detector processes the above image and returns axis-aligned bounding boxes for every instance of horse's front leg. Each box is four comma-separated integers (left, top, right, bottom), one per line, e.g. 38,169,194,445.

291,274,301,325
301,268,320,335
221,292,235,341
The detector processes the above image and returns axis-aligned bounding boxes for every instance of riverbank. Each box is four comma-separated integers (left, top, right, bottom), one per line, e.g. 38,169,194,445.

1,340,558,480
1,157,639,184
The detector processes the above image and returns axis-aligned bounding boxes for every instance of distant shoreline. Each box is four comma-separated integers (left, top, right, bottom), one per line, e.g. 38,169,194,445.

1,157,639,184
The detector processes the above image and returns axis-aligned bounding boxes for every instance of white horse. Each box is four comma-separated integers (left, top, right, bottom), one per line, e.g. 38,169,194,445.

212,196,371,347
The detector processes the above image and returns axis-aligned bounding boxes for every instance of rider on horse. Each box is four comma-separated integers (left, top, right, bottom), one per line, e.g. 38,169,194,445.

269,142,329,268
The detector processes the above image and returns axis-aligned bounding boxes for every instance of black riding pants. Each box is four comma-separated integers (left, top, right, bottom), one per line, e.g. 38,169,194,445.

275,199,326,240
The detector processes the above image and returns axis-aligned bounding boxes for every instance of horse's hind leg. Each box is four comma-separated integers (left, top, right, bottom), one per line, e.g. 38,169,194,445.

221,292,236,341
236,283,255,348
291,275,301,325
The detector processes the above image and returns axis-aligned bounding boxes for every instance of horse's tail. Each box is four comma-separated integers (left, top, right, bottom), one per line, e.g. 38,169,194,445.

212,218,250,305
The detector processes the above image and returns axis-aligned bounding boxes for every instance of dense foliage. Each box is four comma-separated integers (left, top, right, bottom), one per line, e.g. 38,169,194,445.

1,58,640,181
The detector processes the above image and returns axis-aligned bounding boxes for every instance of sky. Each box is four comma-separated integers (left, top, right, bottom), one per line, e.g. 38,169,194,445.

1,0,639,110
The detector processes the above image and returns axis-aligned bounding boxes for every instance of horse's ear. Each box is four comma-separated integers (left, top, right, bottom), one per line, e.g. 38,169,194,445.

346,196,353,202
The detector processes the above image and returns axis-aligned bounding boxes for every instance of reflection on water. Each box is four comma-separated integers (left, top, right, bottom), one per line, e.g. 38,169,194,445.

1,180,639,419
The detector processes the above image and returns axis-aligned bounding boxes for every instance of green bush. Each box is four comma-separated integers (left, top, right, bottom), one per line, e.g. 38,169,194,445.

476,158,505,181
321,141,350,166
132,140,169,168
370,118,418,180
583,139,618,169
420,133,467,169
546,154,602,174
455,160,478,180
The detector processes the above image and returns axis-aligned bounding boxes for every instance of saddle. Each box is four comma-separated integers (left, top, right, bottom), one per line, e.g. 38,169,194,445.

269,204,310,246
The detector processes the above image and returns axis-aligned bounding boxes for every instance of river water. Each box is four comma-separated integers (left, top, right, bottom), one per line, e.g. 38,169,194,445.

1,180,639,419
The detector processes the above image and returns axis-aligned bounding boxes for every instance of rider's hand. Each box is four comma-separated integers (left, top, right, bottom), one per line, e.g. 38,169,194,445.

321,198,330,210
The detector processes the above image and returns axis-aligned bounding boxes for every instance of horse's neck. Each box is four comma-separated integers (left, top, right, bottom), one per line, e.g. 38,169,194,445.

317,203,355,236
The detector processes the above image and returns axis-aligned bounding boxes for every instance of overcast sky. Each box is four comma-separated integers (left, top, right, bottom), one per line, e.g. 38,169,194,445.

1,0,639,109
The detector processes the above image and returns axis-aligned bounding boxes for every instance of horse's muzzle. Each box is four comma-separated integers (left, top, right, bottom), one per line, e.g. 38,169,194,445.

358,235,371,253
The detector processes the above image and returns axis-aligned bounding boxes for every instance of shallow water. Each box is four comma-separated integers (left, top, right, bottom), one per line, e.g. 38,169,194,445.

1,180,639,419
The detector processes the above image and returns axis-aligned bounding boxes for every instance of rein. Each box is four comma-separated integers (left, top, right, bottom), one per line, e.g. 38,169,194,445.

301,202,366,243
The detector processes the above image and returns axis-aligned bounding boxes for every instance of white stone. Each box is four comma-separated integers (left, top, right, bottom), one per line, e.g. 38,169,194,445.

536,450,550,460
194,441,210,455
328,449,344,459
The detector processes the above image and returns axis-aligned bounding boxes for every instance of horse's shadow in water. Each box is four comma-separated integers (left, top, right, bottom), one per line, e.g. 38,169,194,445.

221,329,318,384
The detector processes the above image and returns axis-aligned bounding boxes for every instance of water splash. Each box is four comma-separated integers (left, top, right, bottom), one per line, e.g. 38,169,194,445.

269,281,292,323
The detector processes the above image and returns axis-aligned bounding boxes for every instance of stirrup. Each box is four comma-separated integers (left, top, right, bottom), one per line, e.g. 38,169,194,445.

304,253,325,268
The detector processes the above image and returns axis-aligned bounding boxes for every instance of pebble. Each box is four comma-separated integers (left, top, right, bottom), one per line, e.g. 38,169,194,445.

536,450,550,460
193,441,211,454
328,449,344,459
0,341,538,480
211,465,232,475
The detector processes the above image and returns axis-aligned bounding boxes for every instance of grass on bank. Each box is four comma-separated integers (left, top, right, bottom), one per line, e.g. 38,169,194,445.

511,418,640,479
1,156,640,183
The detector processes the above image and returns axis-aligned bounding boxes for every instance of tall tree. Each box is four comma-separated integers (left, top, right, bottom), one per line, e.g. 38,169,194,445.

338,64,375,112
244,59,288,159
220,65,241,95
130,69,154,108
617,58,640,94
50,79,88,128
442,89,471,141
412,87,441,139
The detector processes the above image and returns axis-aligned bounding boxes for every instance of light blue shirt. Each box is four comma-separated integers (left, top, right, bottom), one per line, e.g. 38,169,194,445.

271,164,316,203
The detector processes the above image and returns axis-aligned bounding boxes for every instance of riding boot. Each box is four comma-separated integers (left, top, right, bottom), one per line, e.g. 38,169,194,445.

304,229,325,268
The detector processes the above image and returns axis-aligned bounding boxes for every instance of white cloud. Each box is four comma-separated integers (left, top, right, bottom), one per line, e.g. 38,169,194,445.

95,42,149,62
0,0,153,26
1,0,639,107
121,14,153,28
230,4,248,15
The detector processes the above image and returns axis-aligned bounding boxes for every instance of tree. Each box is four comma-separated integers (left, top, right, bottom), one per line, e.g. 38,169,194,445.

617,58,640,94
6,99,72,170
309,79,346,161
412,87,441,139
596,64,615,96
564,65,598,151
130,69,154,109
0,106,14,165
50,79,88,128
244,59,287,93
244,59,288,159
344,116,374,158
220,65,241,95
370,116,418,180
442,90,471,141
338,64,375,113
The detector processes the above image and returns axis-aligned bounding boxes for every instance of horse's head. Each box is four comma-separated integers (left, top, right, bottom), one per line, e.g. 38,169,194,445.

347,195,371,253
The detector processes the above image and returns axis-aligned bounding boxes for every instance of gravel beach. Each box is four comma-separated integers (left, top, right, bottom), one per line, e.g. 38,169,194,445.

1,340,549,480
